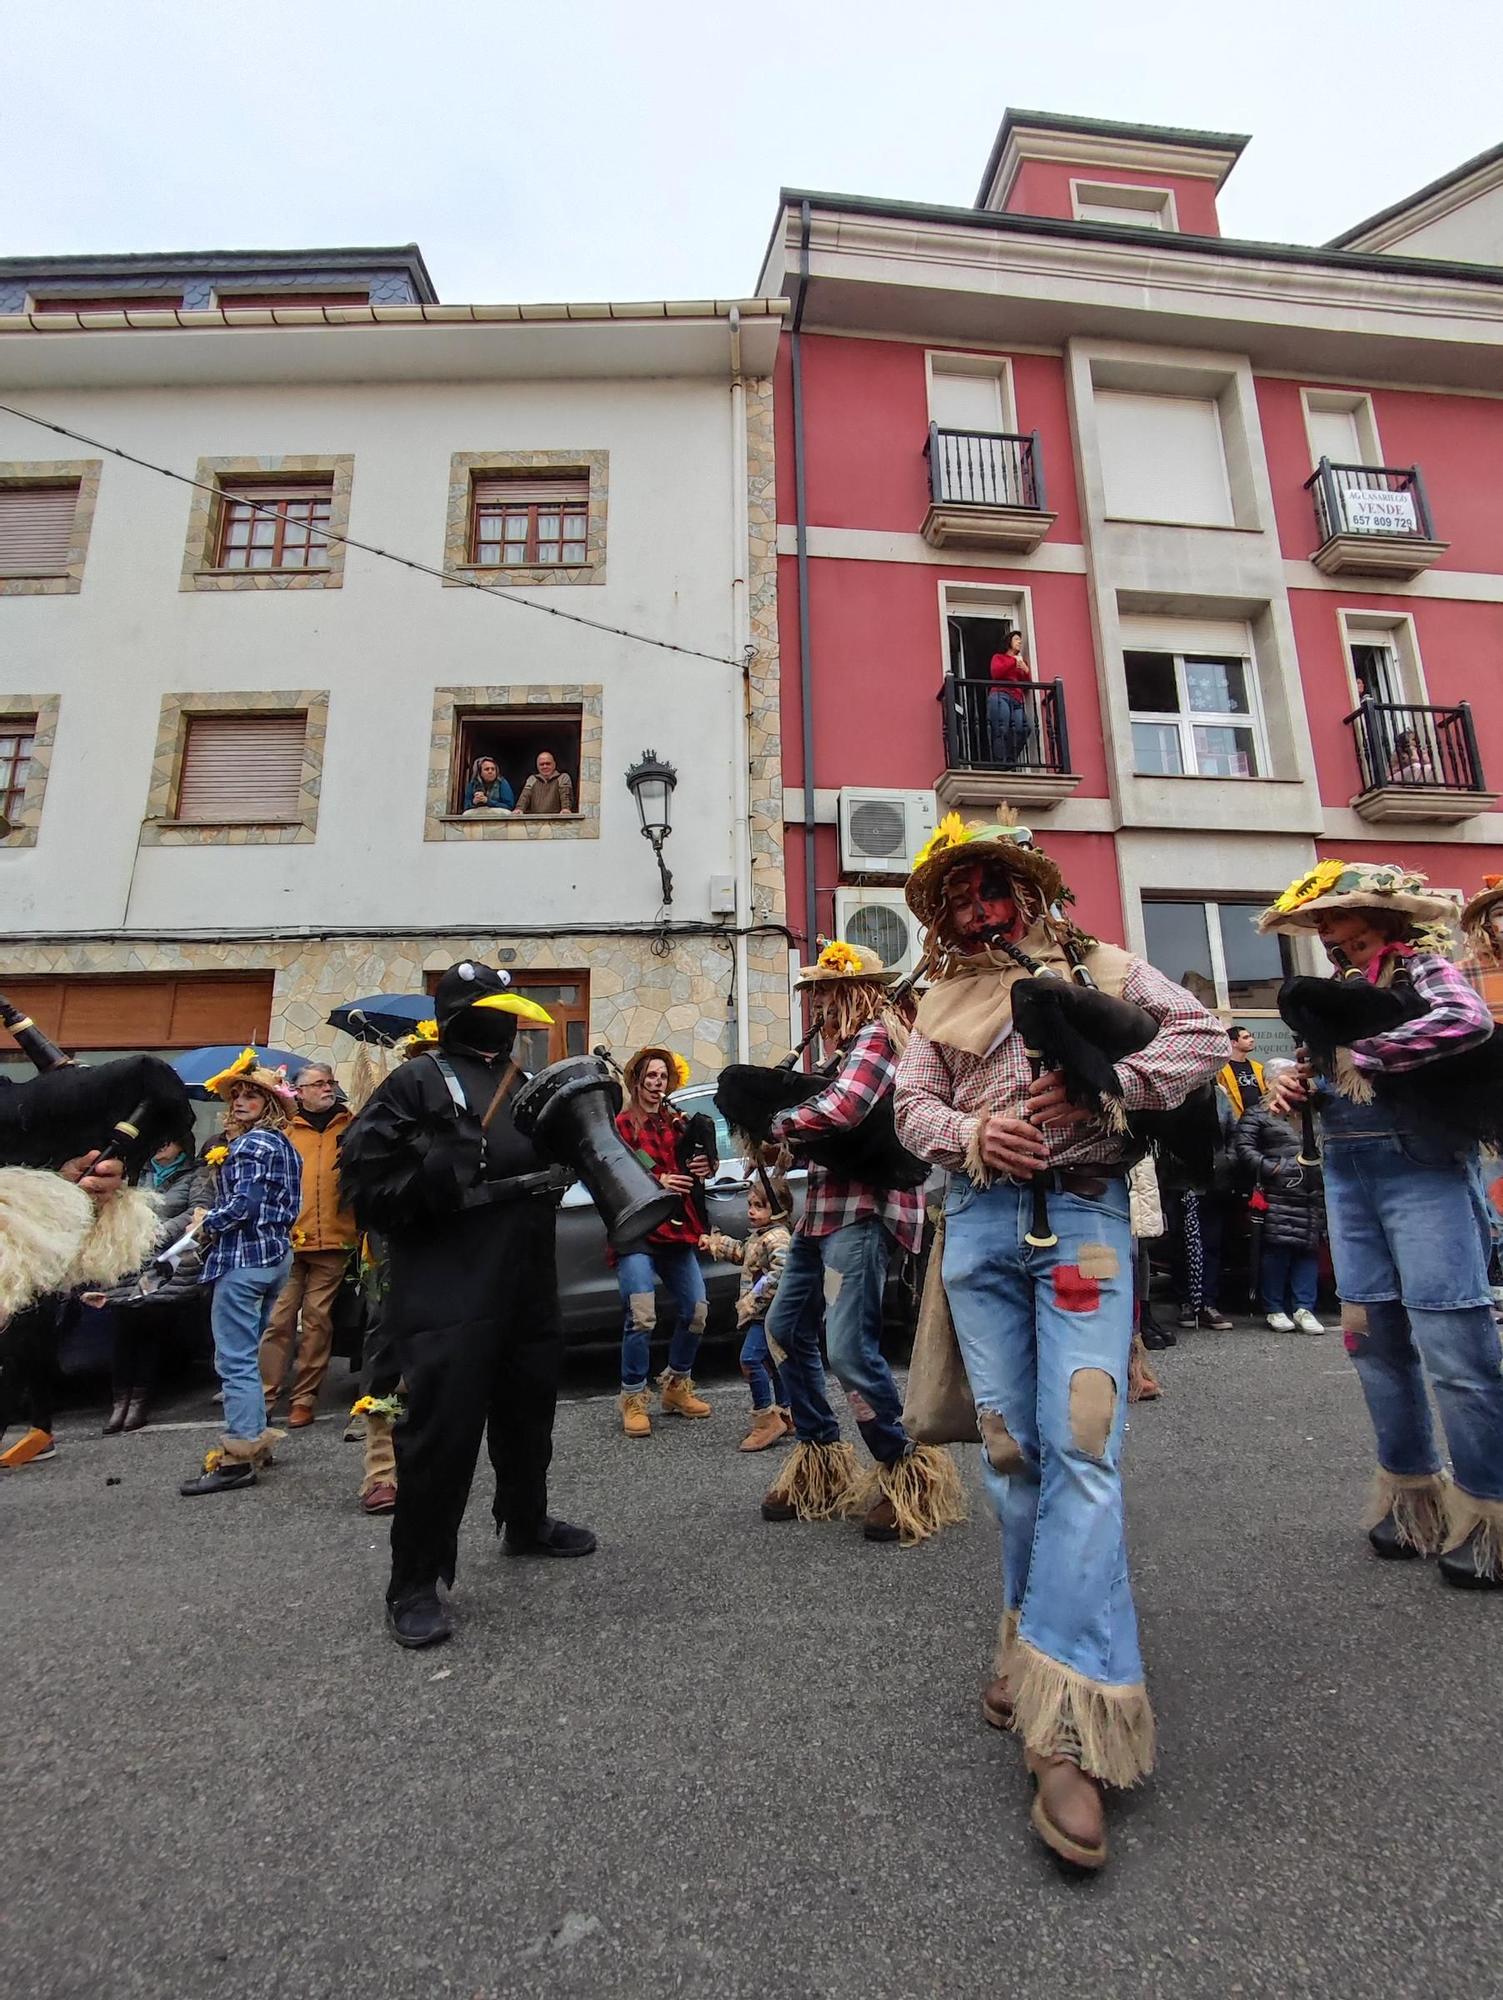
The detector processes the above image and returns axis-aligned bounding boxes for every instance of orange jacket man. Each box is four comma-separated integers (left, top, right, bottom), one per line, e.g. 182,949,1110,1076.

260,1064,357,1425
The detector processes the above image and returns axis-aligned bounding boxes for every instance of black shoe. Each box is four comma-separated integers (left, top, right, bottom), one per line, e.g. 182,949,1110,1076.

385,1589,452,1647
1368,1510,1424,1561
179,1461,257,1497
1176,1307,1197,1330
1140,1321,1177,1351
1438,1525,1503,1590
103,1397,130,1436
502,1515,598,1558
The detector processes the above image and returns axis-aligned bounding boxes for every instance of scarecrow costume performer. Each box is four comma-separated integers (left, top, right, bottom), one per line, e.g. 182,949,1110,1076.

761,940,965,1547
339,963,595,1650
893,812,1225,1871
1261,861,1503,1590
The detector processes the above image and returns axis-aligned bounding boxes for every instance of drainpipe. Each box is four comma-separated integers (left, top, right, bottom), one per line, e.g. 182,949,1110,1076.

727,305,753,1063
790,199,818,967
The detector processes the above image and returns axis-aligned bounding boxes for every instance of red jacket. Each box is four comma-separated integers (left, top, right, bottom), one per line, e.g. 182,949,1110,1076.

990,649,1031,701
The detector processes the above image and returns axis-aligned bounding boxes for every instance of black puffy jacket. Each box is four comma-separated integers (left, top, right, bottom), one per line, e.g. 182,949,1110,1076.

1233,1108,1326,1254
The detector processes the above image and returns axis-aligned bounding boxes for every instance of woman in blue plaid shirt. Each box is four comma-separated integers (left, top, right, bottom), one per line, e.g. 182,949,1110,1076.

179,1054,302,1498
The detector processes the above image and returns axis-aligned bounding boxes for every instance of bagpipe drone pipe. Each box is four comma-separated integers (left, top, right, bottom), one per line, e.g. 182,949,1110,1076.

1276,964,1503,1147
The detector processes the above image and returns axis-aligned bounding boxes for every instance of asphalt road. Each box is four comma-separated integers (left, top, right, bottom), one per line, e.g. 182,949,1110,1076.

4,1325,1501,2000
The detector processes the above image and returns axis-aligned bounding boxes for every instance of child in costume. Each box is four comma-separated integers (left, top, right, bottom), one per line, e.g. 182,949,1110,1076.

701,1171,793,1451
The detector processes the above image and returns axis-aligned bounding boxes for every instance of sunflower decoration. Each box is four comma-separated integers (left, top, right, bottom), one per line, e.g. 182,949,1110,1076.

912,810,974,872
201,1046,260,1096
350,1393,406,1423
1270,859,1347,916
204,1143,229,1167
815,939,865,977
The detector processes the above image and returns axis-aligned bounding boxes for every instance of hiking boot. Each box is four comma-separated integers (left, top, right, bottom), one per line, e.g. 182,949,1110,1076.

619,1389,652,1439
659,1371,711,1419
1026,1750,1107,1871
738,1407,786,1452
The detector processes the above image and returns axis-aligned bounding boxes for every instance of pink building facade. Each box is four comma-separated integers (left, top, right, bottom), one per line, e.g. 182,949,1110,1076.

758,110,1503,1051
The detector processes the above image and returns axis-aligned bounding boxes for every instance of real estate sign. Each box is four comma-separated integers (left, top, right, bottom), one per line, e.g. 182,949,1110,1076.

1343,487,1418,536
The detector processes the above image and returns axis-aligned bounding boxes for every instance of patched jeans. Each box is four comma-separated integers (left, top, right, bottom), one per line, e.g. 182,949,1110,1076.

942,1174,1142,1690
1322,1100,1503,1504
616,1244,707,1392
764,1218,909,1465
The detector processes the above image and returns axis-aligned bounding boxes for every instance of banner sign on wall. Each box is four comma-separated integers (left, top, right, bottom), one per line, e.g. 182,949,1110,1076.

1342,487,1418,536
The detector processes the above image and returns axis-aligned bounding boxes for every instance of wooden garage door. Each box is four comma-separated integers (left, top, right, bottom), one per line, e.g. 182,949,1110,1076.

0,973,274,1053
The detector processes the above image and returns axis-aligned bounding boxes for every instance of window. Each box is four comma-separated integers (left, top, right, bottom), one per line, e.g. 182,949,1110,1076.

449,707,582,815
176,713,308,823
424,970,588,1071
1342,612,1426,708
0,481,81,577
927,356,1011,435
214,290,370,309
1142,899,1293,1051
1071,181,1177,230
32,293,185,313
0,717,36,825
1095,390,1232,527
470,475,589,568
215,480,333,570
1126,649,1263,779
1301,389,1381,470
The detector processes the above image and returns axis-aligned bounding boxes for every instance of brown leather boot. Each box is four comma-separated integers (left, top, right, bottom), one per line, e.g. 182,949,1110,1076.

981,1677,1013,1731
738,1407,785,1452
863,1494,900,1543
1025,1750,1107,1870
103,1397,130,1436
659,1371,711,1419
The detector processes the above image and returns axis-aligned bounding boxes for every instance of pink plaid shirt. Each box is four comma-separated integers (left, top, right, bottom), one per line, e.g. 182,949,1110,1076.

893,958,1226,1174
769,1021,924,1254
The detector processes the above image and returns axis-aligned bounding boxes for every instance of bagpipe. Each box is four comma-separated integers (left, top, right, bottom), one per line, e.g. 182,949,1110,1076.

0,995,193,1174
714,1009,931,1192
1276,951,1503,1148
512,1056,679,1250
994,935,1219,1248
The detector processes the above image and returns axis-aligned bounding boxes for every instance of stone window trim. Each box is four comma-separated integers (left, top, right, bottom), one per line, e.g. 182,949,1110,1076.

0,461,103,598
179,455,354,593
442,449,608,588
425,686,602,842
141,689,330,846
0,693,60,846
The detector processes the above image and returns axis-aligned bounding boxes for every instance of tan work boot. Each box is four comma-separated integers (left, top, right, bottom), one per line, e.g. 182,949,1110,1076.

1025,1750,1107,1870
659,1371,711,1419
738,1407,785,1452
619,1390,652,1439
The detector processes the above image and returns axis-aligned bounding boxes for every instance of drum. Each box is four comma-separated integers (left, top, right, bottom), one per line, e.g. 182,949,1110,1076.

512,1056,679,1250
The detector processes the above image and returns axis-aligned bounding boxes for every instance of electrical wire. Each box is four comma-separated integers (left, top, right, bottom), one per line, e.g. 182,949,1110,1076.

0,398,748,671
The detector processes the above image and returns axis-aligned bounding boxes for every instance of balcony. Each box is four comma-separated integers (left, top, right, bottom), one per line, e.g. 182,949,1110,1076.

1346,699,1497,824
921,424,1057,554
1304,459,1449,580
934,676,1081,812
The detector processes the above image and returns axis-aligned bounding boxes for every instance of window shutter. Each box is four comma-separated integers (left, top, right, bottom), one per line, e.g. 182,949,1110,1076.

0,485,80,575
0,974,273,1053
177,715,307,822
472,475,588,505
1094,391,1232,528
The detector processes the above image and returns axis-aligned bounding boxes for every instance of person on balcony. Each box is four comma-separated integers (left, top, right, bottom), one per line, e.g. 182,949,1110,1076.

987,629,1033,768
515,749,575,816
464,755,515,814
1387,730,1438,787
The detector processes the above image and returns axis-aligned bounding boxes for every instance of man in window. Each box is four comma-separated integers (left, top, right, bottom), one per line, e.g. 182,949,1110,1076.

514,750,573,817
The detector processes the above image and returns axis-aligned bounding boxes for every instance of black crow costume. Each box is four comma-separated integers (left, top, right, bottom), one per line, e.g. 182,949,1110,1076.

339,962,596,1648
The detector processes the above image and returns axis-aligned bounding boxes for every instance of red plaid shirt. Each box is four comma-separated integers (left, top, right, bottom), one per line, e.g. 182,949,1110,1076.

769,1022,924,1255
614,1107,704,1247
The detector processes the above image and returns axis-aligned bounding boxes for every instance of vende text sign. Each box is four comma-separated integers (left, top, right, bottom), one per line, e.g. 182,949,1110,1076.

1342,487,1418,536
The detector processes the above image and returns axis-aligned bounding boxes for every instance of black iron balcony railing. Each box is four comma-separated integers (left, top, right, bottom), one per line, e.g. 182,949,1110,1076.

926,423,1046,511
1305,458,1437,545
1346,698,1485,795
939,676,1072,775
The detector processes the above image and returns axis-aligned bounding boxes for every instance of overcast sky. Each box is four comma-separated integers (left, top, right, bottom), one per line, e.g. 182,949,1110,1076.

5,1,1500,301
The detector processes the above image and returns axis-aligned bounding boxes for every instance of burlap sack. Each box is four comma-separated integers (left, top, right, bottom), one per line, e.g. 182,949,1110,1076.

901,1214,980,1445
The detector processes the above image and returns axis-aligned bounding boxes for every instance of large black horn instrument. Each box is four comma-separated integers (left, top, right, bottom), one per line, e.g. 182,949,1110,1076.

0,992,193,1175
512,1055,680,1250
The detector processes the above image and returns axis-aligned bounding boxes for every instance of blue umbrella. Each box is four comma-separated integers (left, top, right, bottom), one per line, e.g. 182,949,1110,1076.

172,1043,302,1102
327,993,433,1046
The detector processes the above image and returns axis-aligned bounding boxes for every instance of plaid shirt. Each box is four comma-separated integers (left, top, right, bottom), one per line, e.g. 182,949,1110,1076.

613,1107,704,1247
894,958,1226,1175
1347,951,1493,1074
201,1127,302,1281
769,1022,924,1254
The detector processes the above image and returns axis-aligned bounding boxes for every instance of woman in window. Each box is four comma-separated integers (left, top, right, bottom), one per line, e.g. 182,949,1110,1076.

465,756,515,813
987,630,1033,768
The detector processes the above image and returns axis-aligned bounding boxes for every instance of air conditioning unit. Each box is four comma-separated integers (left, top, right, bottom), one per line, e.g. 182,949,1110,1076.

837,787,936,880
833,887,923,978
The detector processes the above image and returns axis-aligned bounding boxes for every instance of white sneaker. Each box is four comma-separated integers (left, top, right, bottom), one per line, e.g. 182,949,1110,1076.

1266,1312,1295,1332
1293,1308,1325,1334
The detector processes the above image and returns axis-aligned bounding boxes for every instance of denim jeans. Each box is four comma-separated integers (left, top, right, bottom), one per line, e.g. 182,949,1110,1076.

739,1319,783,1409
211,1255,293,1442
616,1244,707,1391
763,1219,909,1464
1260,1247,1318,1314
942,1173,1142,1689
1321,1097,1503,1503
986,690,1029,767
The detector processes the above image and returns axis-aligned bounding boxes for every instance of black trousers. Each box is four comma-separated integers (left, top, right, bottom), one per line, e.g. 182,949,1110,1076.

385,1198,563,1601
0,1297,61,1436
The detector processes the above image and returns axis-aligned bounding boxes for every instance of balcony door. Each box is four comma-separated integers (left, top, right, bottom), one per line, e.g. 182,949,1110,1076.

928,358,1020,505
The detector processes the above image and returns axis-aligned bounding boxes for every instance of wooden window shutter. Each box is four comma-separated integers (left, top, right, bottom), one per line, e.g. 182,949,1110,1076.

0,973,274,1052
472,475,588,505
0,484,80,575
177,714,307,822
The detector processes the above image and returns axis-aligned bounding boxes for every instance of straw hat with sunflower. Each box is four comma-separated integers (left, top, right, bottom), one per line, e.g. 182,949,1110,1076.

793,938,901,990
1461,875,1503,958
906,807,1067,932
1256,859,1457,937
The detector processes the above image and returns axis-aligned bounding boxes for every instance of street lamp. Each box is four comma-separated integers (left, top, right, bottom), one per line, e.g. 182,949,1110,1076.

624,749,678,907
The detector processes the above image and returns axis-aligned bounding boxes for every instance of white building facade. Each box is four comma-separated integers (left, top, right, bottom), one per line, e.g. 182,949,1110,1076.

0,254,790,1081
